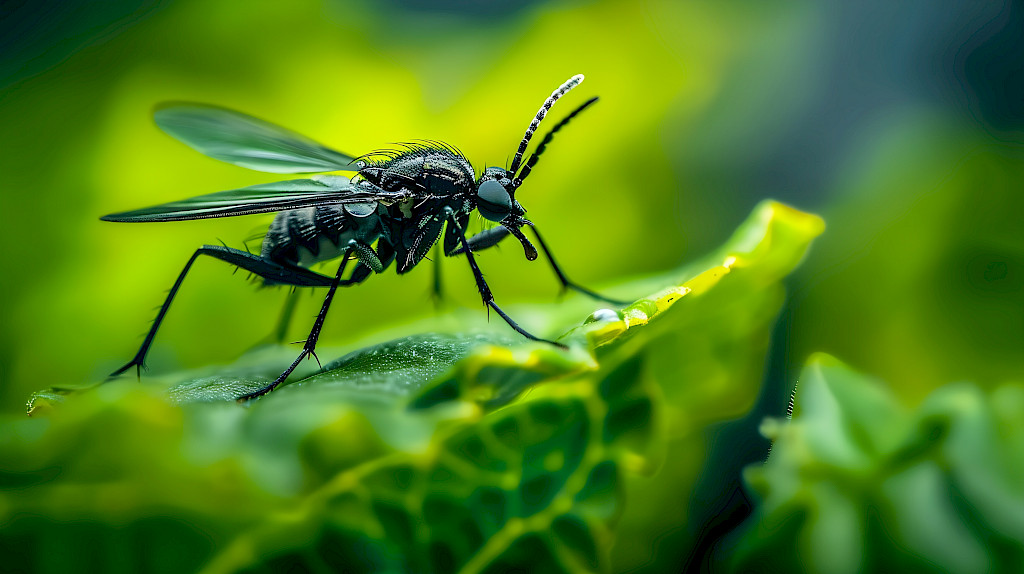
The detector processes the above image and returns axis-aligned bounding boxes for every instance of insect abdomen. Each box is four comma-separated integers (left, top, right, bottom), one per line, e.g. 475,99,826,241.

261,206,362,268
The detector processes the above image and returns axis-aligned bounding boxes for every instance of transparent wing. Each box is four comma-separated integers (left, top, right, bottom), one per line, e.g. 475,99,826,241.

101,176,401,222
154,103,361,173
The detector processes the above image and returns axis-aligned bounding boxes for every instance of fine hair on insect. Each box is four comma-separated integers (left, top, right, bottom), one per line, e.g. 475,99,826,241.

103,74,625,400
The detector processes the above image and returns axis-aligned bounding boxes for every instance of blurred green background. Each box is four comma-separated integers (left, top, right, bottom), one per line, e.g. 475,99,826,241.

3,0,1021,410
0,2,1013,416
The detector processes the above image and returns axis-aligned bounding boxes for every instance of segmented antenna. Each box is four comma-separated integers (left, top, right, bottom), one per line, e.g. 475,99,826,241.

508,74,585,175
514,96,598,187
786,382,798,420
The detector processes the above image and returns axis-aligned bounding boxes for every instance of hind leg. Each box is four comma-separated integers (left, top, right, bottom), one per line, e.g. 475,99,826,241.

267,288,301,345
109,245,341,379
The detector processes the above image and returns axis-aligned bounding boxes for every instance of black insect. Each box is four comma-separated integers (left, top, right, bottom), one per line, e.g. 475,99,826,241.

103,74,623,400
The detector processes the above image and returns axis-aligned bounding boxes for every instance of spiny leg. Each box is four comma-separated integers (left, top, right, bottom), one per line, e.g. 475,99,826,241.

238,253,352,401
240,240,382,401
272,262,375,346
431,241,444,306
109,245,336,380
450,225,510,255
452,224,629,306
270,289,301,345
525,223,631,305
261,263,377,348
445,209,566,348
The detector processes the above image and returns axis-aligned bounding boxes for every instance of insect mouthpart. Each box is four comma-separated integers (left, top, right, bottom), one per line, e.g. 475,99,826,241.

501,216,538,261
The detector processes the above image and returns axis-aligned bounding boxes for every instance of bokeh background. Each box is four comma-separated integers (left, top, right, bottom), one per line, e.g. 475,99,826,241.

3,0,1024,571
1,0,1021,443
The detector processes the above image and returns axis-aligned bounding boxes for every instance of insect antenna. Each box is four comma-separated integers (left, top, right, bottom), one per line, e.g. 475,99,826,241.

508,74,585,174
514,96,598,187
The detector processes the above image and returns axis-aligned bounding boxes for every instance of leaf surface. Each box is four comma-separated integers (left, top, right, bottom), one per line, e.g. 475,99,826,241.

10,201,824,573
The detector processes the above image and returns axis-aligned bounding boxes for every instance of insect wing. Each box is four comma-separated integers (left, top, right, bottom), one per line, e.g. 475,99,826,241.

155,103,361,173
101,176,395,222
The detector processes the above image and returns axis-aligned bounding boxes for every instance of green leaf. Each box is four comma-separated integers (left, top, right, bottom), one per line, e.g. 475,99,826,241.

6,200,823,573
732,355,1024,573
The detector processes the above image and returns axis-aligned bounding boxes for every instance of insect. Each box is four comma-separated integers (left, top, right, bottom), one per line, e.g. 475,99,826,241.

103,74,623,400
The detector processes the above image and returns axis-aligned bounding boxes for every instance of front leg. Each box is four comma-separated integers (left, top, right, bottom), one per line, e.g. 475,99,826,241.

450,222,629,306
525,223,630,305
444,209,566,348
448,225,512,255
449,224,536,261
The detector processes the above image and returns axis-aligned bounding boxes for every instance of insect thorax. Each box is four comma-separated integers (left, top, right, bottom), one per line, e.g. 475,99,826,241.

263,146,477,272
358,145,476,200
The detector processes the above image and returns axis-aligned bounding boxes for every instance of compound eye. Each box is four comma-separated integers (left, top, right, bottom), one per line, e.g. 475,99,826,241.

477,179,512,222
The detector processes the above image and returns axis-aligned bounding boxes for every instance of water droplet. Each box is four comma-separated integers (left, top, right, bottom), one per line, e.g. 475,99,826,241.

586,308,619,324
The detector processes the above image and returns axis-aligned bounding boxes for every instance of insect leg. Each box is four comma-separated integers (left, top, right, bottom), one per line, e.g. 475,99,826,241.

444,209,566,349
108,245,337,380
238,253,354,401
449,224,535,262
266,245,382,346
525,223,631,305
451,223,627,305
448,225,511,255
431,241,444,304
348,240,384,273
269,289,301,344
